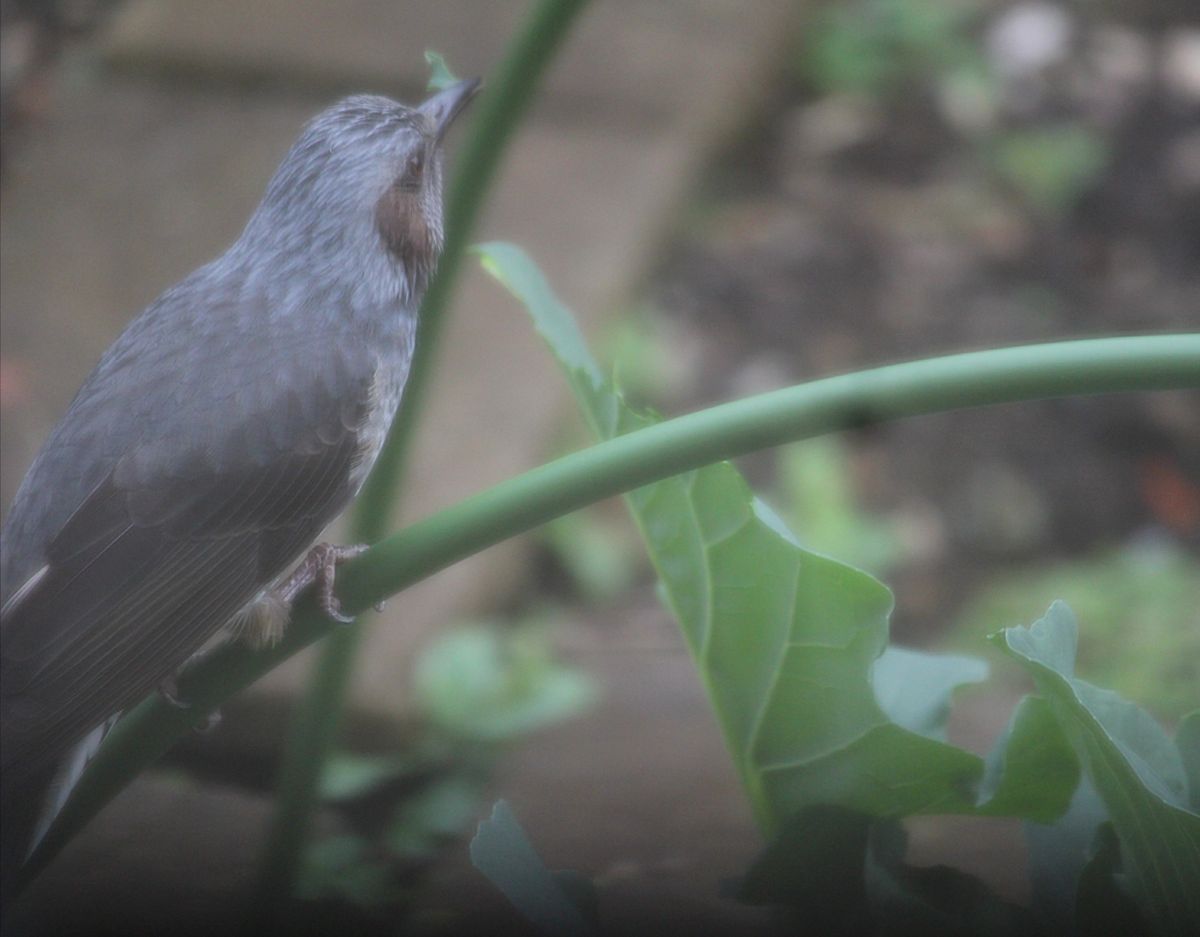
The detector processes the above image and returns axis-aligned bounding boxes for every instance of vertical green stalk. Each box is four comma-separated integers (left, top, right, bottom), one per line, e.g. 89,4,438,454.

356,0,591,534
247,0,592,926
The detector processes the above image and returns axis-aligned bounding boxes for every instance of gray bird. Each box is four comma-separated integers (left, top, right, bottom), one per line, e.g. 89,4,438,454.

0,77,480,892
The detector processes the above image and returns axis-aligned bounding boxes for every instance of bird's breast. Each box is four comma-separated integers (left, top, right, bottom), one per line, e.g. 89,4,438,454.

349,354,407,493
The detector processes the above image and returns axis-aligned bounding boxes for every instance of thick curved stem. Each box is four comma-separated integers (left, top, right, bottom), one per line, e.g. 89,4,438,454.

18,333,1200,893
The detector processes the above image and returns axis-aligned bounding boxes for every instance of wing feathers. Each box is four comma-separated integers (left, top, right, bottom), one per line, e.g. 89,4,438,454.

1,363,373,779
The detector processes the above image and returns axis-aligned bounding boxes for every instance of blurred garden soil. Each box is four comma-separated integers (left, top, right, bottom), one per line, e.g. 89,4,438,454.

648,0,1200,645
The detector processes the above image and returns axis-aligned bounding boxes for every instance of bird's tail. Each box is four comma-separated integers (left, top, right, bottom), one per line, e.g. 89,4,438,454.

1,716,118,917
1,759,57,918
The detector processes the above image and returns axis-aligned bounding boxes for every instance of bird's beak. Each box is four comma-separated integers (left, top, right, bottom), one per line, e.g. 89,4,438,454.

420,77,482,145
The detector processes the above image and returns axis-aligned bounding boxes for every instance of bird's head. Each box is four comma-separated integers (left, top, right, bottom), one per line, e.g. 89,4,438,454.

239,78,480,301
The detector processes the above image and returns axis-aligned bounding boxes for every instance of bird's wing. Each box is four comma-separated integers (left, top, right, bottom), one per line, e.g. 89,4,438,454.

0,354,374,776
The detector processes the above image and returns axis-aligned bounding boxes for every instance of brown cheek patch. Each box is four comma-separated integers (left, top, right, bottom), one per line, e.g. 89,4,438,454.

376,185,435,274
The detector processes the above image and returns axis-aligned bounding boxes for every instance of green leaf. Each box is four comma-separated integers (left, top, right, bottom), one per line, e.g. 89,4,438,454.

992,602,1200,935
990,126,1108,214
872,646,988,740
479,242,995,832
1073,679,1190,806
297,834,407,907
413,623,596,741
424,50,461,91
954,543,1200,720
977,695,1078,821
469,801,594,936
802,0,981,96
386,773,485,856
1001,603,1078,676
482,245,1200,931
319,751,424,802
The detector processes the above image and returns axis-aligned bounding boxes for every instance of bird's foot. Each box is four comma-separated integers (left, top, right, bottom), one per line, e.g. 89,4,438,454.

275,542,368,624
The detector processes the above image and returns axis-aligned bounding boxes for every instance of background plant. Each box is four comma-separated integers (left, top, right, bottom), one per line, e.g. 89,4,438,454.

471,241,1199,936
800,0,1110,215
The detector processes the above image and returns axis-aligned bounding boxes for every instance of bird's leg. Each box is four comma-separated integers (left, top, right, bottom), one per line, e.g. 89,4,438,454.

157,543,369,711
274,542,369,624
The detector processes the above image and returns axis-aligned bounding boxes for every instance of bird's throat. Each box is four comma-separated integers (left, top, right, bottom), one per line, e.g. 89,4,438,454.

375,185,441,293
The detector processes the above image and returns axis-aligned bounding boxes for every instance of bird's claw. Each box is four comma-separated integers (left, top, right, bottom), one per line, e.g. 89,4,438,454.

158,675,189,709
276,542,368,625
159,677,221,732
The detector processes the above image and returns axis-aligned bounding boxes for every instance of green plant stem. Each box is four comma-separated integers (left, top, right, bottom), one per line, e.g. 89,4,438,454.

19,334,1200,894
355,0,592,537
250,0,593,924
338,334,1199,607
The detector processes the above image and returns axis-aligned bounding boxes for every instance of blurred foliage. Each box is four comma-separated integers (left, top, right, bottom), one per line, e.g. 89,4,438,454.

602,308,684,403
956,540,1200,720
544,510,640,601
318,750,429,803
297,835,409,908
298,618,594,910
414,619,596,740
384,772,487,856
776,437,903,577
988,125,1109,214
299,745,490,910
801,0,984,96
799,0,1112,216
